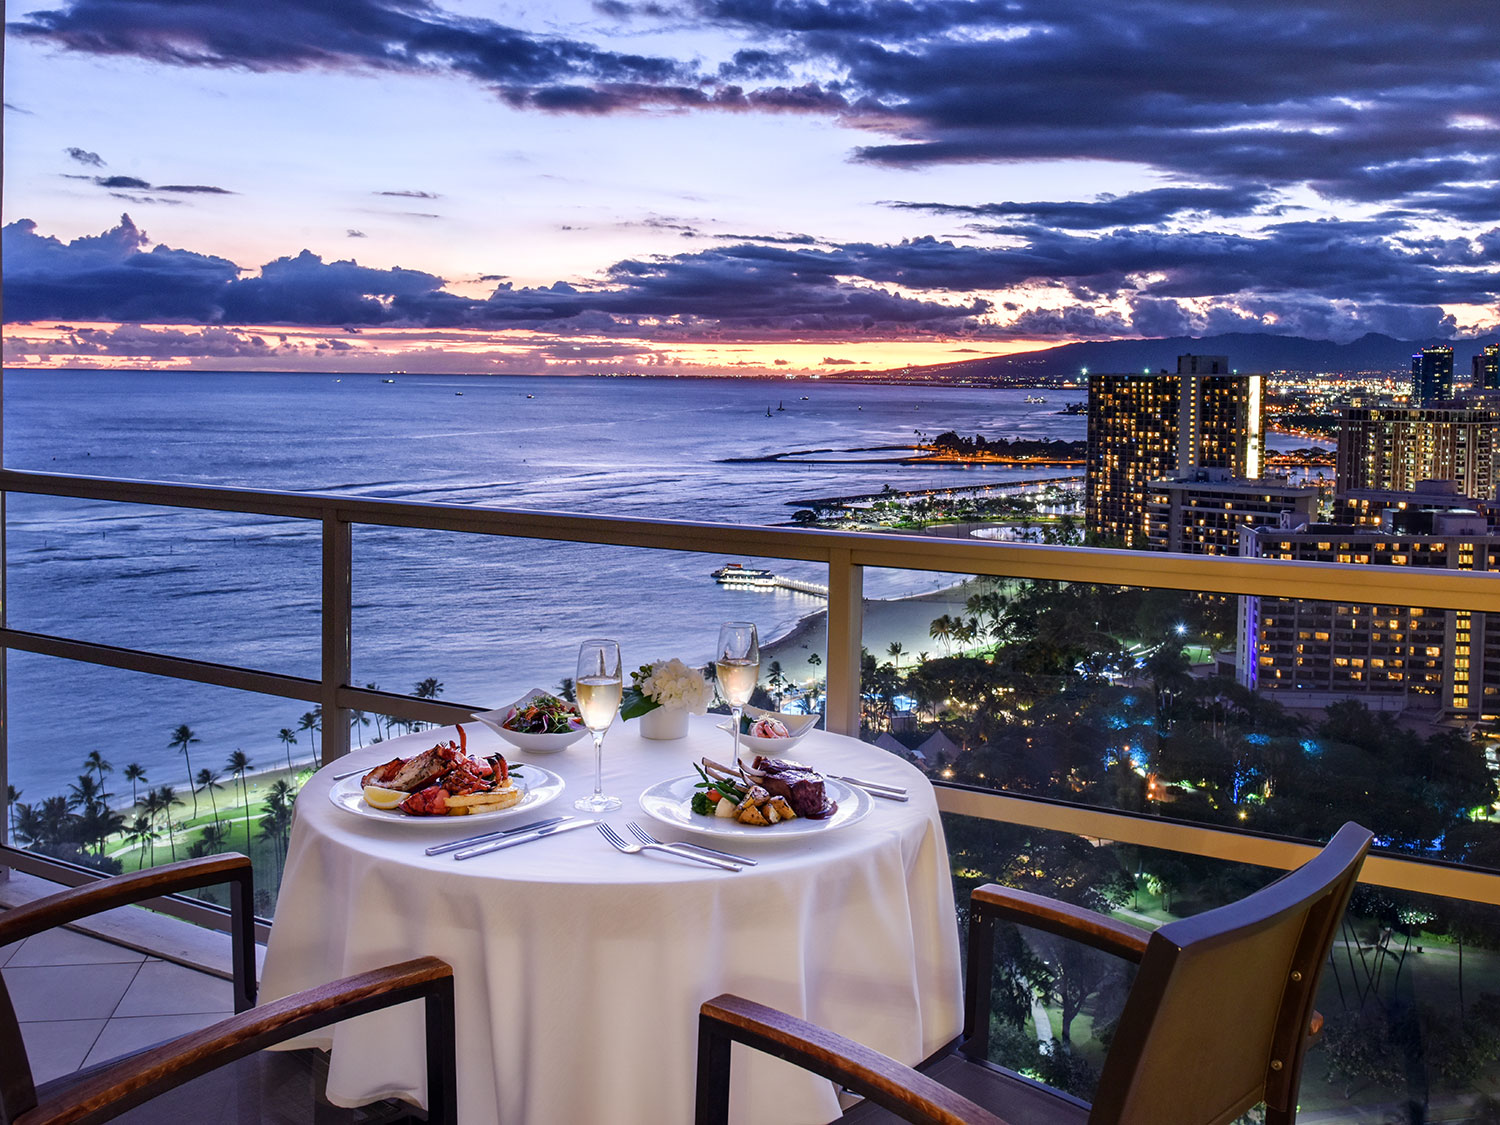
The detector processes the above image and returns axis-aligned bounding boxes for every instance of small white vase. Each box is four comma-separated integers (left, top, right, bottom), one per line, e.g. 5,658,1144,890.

639,705,689,740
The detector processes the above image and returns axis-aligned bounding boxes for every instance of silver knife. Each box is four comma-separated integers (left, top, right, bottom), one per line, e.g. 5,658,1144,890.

830,775,910,801
654,839,758,867
425,815,569,856
453,817,596,860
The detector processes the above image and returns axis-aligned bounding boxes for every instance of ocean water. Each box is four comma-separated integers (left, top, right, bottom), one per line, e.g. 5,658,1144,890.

3,370,1086,801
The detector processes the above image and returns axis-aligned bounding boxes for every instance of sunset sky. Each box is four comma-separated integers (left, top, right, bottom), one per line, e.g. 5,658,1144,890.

3,0,1498,374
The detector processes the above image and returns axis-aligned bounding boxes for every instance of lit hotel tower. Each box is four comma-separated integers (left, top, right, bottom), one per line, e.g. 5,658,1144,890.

1412,345,1454,404
1085,355,1263,547
1475,343,1500,391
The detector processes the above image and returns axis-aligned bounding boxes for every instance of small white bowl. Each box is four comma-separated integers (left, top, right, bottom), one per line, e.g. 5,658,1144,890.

472,689,589,754
719,704,819,761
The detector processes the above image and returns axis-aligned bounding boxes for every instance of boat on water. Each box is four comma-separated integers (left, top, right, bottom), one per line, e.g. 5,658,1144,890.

801,395,809,400
766,406,774,417
777,401,785,411
1025,394,1047,404
1059,401,1085,414
382,378,395,384
712,563,777,588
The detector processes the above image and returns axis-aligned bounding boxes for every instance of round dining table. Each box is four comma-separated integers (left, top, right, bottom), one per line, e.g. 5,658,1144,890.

259,713,963,1125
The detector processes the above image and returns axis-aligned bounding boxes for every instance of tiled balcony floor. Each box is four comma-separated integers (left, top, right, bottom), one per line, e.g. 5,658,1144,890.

1,924,235,1084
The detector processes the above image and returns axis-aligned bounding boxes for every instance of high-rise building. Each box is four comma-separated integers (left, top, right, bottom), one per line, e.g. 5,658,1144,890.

1238,507,1500,718
1086,359,1263,547
1475,343,1500,392
1412,345,1455,404
1146,469,1318,555
1335,406,1500,500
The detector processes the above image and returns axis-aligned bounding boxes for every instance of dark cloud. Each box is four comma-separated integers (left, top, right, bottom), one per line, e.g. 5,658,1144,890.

12,0,686,89
16,0,1496,229
347,229,367,238
6,213,1492,344
157,183,232,193
2,215,239,321
73,172,233,196
377,190,438,199
65,146,103,166
889,187,1277,231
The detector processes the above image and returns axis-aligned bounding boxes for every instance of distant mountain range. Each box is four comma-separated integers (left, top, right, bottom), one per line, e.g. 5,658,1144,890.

881,332,1499,381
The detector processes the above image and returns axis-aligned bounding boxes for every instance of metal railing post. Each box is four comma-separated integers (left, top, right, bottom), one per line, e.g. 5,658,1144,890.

824,548,863,737
322,509,352,762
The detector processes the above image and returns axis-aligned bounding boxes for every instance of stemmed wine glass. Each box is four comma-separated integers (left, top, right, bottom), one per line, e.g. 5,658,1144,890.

715,622,760,769
573,639,623,812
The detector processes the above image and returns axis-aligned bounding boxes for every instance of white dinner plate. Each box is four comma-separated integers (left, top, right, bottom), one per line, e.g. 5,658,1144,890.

638,774,871,841
327,763,565,824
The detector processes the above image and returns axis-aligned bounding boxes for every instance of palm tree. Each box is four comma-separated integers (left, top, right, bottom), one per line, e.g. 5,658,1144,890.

765,660,787,708
886,641,905,668
11,802,41,848
170,725,201,818
278,728,298,774
350,705,370,748
67,773,102,813
414,678,444,730
6,784,20,840
195,767,225,823
929,613,956,654
364,684,385,740
84,750,113,799
124,815,156,869
123,763,148,808
259,780,296,882
298,708,322,767
150,784,179,862
226,750,253,854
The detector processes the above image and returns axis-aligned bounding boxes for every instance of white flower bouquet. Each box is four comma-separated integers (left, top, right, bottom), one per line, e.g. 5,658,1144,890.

620,657,713,719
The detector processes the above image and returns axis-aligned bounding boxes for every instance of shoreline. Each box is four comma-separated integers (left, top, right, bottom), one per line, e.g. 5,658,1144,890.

760,580,984,684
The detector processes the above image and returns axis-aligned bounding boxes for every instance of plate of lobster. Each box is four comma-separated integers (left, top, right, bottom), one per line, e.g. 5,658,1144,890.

327,726,565,824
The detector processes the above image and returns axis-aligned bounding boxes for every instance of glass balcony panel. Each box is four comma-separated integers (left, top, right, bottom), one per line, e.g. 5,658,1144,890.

5,652,311,914
4,494,320,676
859,571,1500,868
949,814,1500,1121
347,530,833,711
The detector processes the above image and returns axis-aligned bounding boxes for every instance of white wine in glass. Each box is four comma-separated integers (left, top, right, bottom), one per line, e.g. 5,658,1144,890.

574,639,623,813
715,622,759,769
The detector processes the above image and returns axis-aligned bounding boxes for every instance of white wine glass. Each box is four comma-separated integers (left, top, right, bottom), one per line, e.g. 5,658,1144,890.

574,639,623,812
715,622,760,769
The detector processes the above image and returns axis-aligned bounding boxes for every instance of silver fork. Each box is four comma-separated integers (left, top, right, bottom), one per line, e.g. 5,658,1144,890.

596,822,742,871
626,822,757,867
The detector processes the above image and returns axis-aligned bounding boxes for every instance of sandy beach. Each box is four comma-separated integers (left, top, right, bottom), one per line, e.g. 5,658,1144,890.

760,580,985,684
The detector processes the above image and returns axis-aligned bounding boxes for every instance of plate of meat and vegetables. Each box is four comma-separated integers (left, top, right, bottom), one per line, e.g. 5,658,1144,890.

638,754,871,840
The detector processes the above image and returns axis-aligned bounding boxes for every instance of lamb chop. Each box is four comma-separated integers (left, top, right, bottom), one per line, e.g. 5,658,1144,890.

749,755,836,819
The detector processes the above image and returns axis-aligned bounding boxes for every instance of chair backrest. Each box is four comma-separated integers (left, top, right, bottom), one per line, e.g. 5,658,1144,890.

0,855,256,1125
1088,822,1372,1125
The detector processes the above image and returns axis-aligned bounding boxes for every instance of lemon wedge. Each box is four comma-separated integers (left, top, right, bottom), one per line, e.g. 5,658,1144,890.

362,785,407,810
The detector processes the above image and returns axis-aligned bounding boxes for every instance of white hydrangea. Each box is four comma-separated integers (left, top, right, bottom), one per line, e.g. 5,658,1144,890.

639,658,713,713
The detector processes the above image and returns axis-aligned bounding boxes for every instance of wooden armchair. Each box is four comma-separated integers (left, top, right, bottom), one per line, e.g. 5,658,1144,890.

698,821,1372,1125
1,854,456,1125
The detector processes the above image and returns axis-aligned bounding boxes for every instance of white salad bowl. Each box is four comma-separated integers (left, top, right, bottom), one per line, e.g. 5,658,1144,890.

472,688,589,754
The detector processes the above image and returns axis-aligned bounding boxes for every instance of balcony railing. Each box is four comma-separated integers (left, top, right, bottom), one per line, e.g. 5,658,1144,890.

2,468,1500,918
4,464,1500,918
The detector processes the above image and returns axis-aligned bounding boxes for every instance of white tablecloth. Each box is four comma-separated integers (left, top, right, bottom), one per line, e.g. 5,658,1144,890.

260,714,962,1125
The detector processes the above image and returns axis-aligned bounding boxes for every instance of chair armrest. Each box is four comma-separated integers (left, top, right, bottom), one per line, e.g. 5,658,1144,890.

0,854,257,1011
19,956,455,1125
971,884,1149,963
698,993,1015,1125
